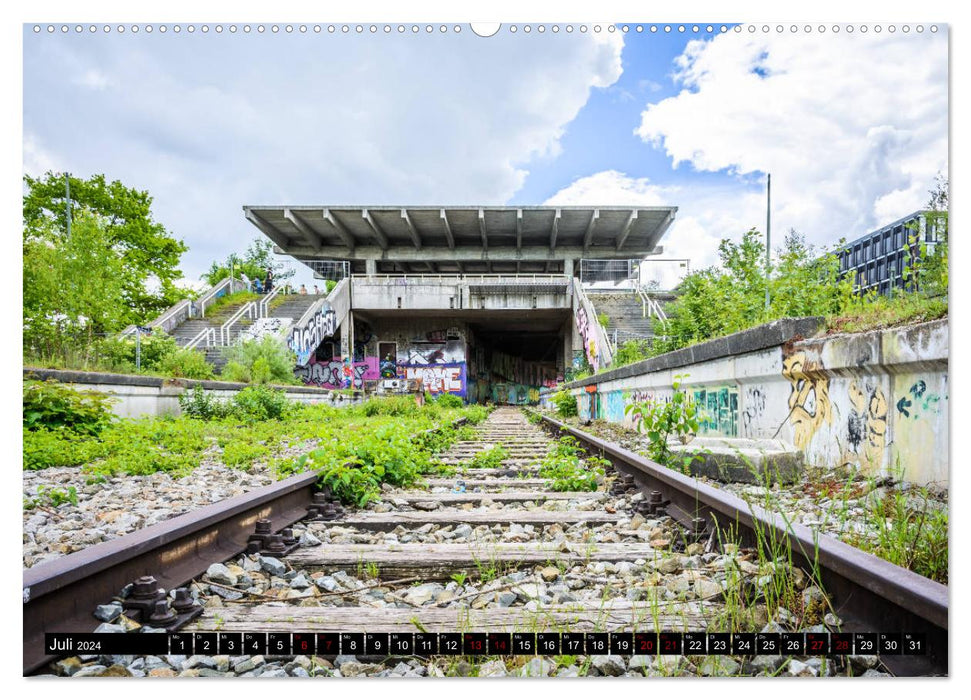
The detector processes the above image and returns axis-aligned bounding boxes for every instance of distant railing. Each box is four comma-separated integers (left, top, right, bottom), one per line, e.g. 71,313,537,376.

220,301,257,346
573,279,614,369
197,277,247,318
258,285,284,318
184,327,216,350
353,273,567,284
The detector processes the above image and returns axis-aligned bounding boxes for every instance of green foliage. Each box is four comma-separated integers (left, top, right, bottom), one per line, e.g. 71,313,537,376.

159,348,215,379
597,312,610,328
222,440,270,469
230,385,293,421
625,375,704,471
202,290,259,319
653,229,856,356
23,380,115,435
24,211,128,360
23,172,189,324
537,436,604,492
361,396,424,417
24,485,79,510
612,339,652,368
96,330,179,373
221,336,297,385
462,406,490,424
23,427,107,470
178,386,230,420
468,445,509,470
434,393,464,409
551,390,578,418
202,237,295,287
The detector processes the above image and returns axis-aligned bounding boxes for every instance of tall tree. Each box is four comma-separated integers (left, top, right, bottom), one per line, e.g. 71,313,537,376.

23,172,189,323
202,237,295,286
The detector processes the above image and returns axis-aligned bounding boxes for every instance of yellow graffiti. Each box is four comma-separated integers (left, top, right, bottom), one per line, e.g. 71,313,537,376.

843,380,888,472
782,351,832,449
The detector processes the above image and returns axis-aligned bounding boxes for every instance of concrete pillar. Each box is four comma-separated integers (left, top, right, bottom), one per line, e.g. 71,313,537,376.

365,259,377,277
341,310,355,360
564,258,574,280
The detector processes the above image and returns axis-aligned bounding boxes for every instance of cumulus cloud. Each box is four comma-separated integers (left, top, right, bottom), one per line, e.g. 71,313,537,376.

635,29,947,249
23,30,623,280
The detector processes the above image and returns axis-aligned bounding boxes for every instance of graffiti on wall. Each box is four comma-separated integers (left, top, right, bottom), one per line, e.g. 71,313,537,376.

289,304,338,366
741,385,767,431
603,390,627,423
692,386,739,437
296,355,379,389
577,391,594,422
782,351,832,450
896,380,942,419
575,306,600,372
401,364,466,396
492,383,542,405
399,340,464,366
843,380,888,471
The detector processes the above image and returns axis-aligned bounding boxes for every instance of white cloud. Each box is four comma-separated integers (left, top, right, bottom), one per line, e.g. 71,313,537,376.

634,30,947,248
74,69,111,91
22,131,60,175
24,31,624,281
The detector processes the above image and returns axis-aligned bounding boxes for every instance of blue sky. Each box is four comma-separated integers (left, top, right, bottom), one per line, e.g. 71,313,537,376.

23,23,948,289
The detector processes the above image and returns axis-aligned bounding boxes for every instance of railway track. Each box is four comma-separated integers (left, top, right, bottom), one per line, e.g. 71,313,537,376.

23,407,948,677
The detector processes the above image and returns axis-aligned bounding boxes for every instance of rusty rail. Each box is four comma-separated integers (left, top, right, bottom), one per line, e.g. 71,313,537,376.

536,414,948,677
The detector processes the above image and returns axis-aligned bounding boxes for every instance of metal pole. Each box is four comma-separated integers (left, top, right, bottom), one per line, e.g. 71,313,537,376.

765,173,771,312
135,328,141,371
65,173,71,240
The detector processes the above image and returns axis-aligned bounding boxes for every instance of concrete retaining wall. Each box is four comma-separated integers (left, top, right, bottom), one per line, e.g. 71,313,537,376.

564,318,948,486
23,368,364,419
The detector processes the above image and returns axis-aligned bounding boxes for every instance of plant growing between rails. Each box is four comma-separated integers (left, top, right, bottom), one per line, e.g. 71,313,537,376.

24,485,79,510
535,435,605,492
468,444,509,470
625,375,706,474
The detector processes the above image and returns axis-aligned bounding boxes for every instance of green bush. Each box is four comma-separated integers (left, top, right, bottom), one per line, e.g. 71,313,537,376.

159,348,214,379
434,393,464,408
625,375,704,472
551,390,578,418
97,331,179,373
221,336,296,385
23,380,115,435
230,385,292,421
468,445,509,469
178,386,229,420
222,440,270,468
537,436,604,492
360,396,421,417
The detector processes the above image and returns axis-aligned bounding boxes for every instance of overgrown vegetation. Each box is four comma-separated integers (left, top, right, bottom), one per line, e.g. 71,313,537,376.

24,380,115,436
467,445,509,470
625,376,705,473
23,384,488,504
536,435,605,492
221,335,298,385
551,390,578,418
202,237,295,288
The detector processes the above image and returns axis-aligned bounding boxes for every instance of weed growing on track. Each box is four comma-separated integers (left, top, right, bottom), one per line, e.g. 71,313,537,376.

468,445,509,470
535,435,605,492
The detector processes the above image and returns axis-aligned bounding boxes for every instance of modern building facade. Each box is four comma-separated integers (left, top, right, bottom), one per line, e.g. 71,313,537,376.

243,205,676,403
837,210,941,295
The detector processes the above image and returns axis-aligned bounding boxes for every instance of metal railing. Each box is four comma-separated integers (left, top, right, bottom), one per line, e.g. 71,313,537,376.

258,285,284,318
198,277,247,318
220,301,257,346
636,283,669,326
573,279,614,368
184,327,216,350
353,273,567,284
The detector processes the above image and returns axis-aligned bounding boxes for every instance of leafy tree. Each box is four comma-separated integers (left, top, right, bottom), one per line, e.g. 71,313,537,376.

221,335,297,384
202,237,295,287
23,172,189,323
24,211,127,359
909,175,948,298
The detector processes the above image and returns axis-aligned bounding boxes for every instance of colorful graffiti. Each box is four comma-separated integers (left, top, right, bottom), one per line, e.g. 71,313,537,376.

843,380,888,471
691,386,739,437
782,351,832,450
401,364,466,396
741,385,767,431
295,355,379,389
896,380,942,419
491,383,542,405
289,304,338,366
575,306,600,372
603,390,627,423
399,339,464,366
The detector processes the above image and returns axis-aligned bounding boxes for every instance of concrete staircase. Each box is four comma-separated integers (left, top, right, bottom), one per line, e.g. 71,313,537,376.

266,294,324,323
586,291,657,345
169,298,254,347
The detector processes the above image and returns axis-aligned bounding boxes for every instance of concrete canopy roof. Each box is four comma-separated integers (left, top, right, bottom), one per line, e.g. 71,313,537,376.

243,206,676,268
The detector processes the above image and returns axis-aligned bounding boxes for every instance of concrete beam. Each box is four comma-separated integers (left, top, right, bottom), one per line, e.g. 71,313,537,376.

279,244,649,261
245,209,290,249
284,208,322,252
400,209,423,250
478,208,488,250
549,209,561,251
362,209,390,250
322,209,357,250
516,209,523,251
582,209,600,252
615,210,639,251
439,209,456,249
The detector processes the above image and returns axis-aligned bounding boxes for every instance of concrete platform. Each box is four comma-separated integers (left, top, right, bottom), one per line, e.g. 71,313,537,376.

668,437,803,485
